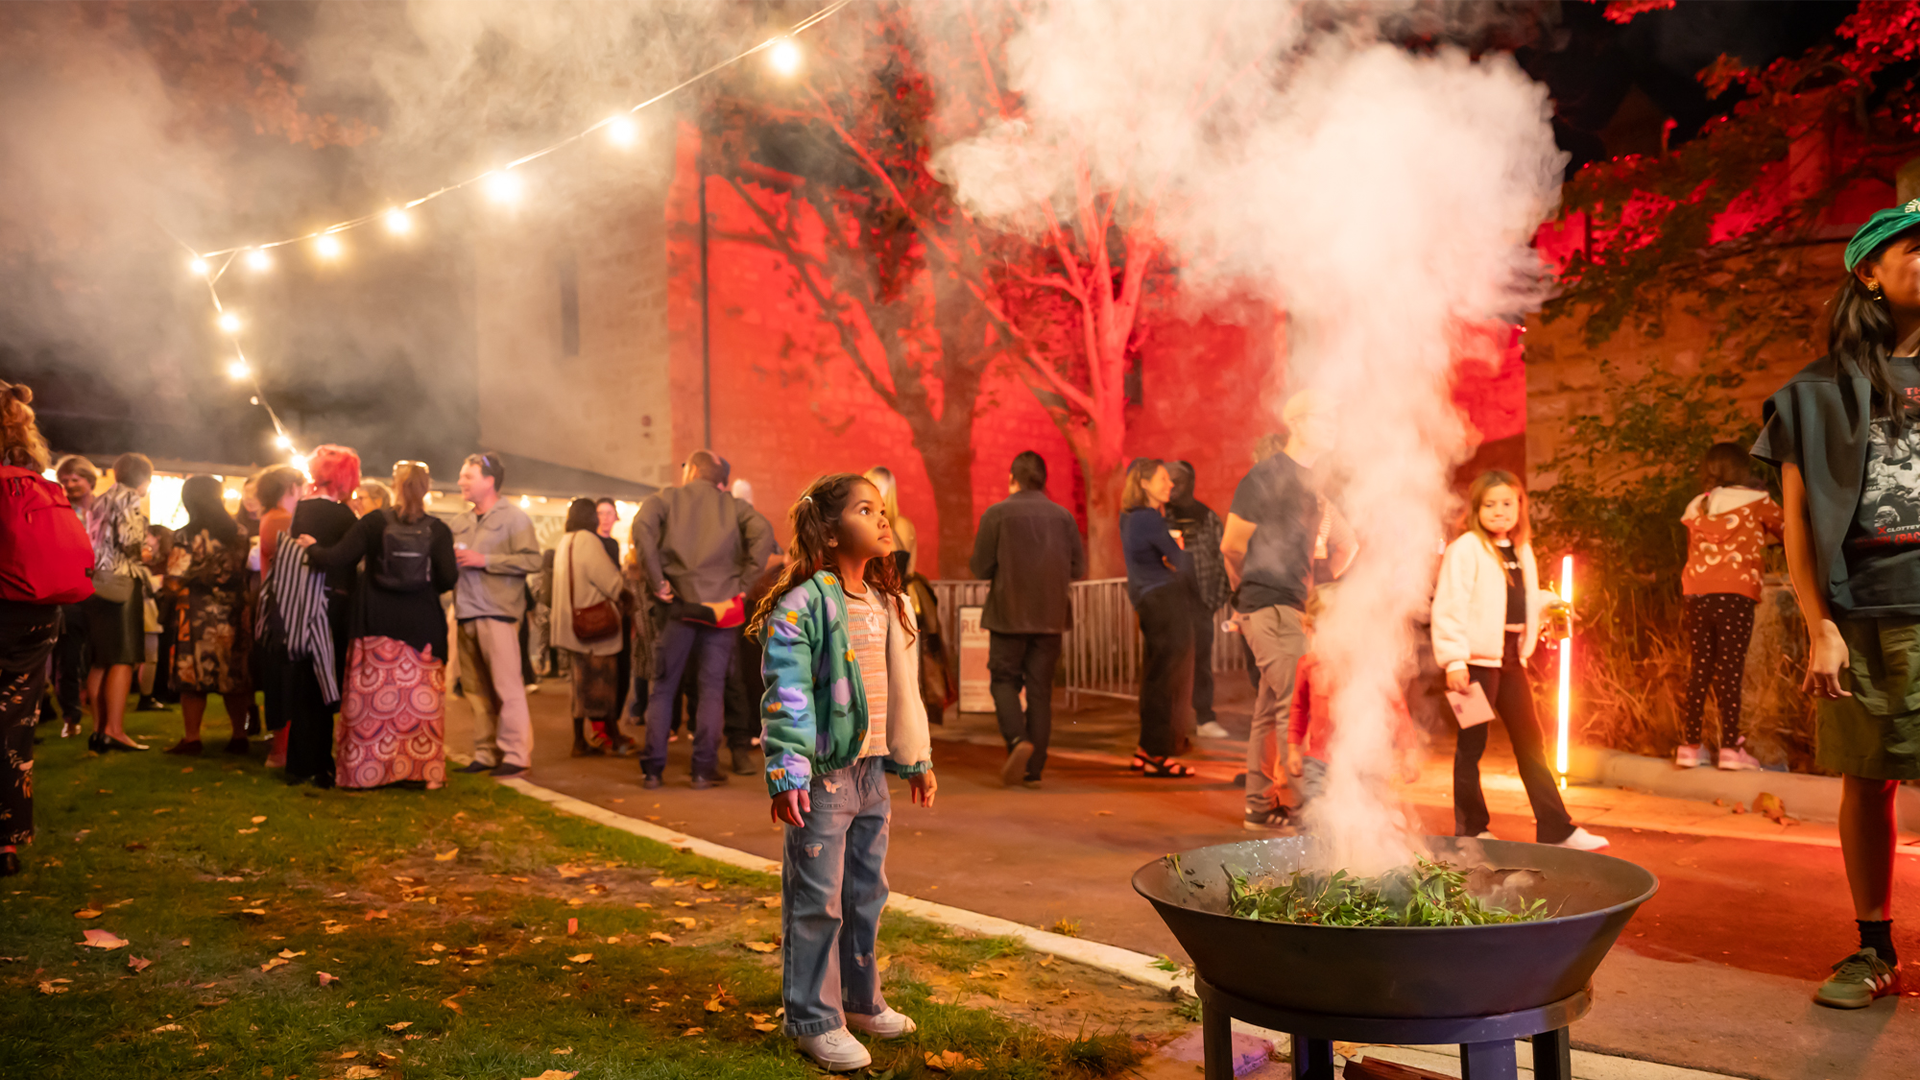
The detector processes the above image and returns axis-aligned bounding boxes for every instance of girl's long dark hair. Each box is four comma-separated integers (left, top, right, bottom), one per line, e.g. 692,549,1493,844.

747,473,913,643
1830,258,1908,442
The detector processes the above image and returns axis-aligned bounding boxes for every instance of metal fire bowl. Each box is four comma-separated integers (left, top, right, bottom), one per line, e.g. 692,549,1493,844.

1133,836,1657,1020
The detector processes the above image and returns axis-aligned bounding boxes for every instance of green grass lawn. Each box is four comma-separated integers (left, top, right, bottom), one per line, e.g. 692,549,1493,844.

3,701,1143,1079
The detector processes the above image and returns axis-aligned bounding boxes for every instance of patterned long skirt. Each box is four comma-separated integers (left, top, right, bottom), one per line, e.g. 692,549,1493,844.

337,636,445,790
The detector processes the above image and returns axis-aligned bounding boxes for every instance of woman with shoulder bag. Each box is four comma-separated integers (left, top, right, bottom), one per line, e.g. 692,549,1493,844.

553,498,627,756
83,451,155,751
0,379,91,874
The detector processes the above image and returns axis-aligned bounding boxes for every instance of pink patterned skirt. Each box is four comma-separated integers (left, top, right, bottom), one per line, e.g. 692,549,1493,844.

337,636,446,790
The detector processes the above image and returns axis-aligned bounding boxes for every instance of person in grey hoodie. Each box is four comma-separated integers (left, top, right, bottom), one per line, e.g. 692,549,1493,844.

631,450,775,788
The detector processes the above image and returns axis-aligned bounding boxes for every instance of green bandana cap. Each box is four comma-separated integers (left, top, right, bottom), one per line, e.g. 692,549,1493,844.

1845,200,1920,271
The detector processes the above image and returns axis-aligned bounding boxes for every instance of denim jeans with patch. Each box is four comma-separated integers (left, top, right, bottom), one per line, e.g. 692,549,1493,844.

781,755,891,1036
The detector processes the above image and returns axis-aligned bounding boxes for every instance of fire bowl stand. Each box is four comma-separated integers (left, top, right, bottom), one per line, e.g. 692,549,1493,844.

1196,975,1587,1080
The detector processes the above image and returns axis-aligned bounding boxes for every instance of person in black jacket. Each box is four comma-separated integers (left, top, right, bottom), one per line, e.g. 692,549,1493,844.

971,451,1087,787
1121,457,1195,778
1165,461,1231,739
299,461,458,789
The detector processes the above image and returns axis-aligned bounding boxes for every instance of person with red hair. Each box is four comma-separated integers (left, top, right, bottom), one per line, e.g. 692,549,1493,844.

283,444,361,787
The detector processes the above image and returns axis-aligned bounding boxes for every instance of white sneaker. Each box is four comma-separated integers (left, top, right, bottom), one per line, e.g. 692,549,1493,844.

1554,827,1610,852
1474,831,1498,840
1717,744,1763,772
1674,744,1706,768
845,1007,917,1039
1194,721,1232,739
796,1028,871,1072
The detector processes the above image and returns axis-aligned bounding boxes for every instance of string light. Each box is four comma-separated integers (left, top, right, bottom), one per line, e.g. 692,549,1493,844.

483,170,522,205
175,0,853,449
289,453,310,476
604,115,638,147
227,360,251,380
769,38,802,75
217,312,241,334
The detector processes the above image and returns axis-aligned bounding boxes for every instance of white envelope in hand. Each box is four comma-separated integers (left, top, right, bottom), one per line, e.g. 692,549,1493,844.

1446,682,1496,729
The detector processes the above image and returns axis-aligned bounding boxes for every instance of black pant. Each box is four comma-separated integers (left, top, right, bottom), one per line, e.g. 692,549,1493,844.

1,604,60,845
280,656,337,783
1682,593,1755,746
723,627,765,752
1189,598,1216,726
989,631,1062,780
43,604,89,723
1135,585,1194,758
1452,633,1574,843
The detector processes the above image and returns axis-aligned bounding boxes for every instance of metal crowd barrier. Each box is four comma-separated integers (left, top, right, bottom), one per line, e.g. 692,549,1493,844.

929,578,1245,711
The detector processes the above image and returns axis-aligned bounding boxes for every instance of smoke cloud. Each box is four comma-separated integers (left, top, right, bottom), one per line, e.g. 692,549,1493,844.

931,1,1565,873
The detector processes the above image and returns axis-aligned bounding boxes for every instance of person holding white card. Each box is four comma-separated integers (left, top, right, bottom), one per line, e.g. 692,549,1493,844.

1431,471,1608,852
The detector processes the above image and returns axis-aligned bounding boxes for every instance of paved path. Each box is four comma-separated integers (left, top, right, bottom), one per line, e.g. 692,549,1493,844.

449,677,1920,1080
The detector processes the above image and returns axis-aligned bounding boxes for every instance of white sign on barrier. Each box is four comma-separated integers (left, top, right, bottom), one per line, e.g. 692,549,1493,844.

958,605,993,714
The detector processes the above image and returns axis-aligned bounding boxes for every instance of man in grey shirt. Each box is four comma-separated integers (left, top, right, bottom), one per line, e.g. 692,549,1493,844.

970,451,1086,788
451,452,542,777
632,450,775,788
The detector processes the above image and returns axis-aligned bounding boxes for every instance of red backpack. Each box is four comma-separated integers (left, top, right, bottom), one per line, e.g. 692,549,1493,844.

0,464,96,605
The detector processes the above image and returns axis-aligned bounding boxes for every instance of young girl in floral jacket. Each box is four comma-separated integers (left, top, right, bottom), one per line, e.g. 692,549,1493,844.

752,472,936,1072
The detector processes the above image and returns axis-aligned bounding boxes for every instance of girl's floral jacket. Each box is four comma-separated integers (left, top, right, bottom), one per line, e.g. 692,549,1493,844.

760,569,932,797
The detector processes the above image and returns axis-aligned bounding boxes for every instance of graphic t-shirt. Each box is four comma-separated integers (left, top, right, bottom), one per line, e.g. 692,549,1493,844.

1495,540,1525,625
1228,452,1320,613
1843,357,1920,615
845,587,889,757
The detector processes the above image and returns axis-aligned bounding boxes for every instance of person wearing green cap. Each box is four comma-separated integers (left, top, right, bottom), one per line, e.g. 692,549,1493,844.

1752,200,1920,1009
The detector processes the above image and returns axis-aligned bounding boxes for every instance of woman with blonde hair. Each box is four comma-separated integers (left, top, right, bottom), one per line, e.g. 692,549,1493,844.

863,466,919,579
0,378,78,874
299,460,457,788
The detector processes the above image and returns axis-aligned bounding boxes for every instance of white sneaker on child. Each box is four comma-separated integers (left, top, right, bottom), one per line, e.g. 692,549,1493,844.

846,1007,917,1038
796,1028,872,1072
1717,744,1763,772
1674,744,1706,768
1554,827,1610,852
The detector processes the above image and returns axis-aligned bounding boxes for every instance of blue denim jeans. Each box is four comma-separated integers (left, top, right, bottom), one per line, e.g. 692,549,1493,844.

643,621,739,778
781,755,891,1036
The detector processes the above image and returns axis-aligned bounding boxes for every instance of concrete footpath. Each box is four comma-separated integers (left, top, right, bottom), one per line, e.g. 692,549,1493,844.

448,677,1920,1080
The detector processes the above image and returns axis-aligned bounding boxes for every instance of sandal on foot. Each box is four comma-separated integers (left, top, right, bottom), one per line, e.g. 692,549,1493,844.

1129,749,1148,772
1140,754,1194,778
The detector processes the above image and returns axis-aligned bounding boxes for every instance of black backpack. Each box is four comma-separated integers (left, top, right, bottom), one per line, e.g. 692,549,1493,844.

374,510,434,592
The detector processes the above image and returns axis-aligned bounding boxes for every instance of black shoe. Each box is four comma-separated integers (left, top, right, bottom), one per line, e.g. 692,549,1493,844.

88,732,107,753
490,763,529,778
0,851,17,877
136,696,164,712
1001,741,1034,788
691,772,729,790
457,760,494,774
642,773,664,790
730,745,758,776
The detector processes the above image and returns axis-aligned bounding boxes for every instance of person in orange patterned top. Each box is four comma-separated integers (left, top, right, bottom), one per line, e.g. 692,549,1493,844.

1676,442,1785,771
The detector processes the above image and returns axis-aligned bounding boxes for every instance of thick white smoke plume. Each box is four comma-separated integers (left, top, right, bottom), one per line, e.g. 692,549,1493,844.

931,2,1565,874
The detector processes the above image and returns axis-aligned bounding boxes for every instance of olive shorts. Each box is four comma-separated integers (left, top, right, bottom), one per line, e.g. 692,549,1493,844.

1823,617,1920,780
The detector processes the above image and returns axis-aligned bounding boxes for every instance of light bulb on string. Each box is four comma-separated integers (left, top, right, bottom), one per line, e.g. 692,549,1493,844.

384,208,413,235
605,115,638,147
315,233,343,259
189,257,210,277
226,360,251,380
246,249,272,272
217,312,241,334
484,170,523,205
289,453,309,477
768,38,801,76
273,434,293,451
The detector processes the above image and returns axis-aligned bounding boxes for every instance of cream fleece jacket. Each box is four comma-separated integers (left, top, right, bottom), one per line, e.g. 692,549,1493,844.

1430,533,1557,672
